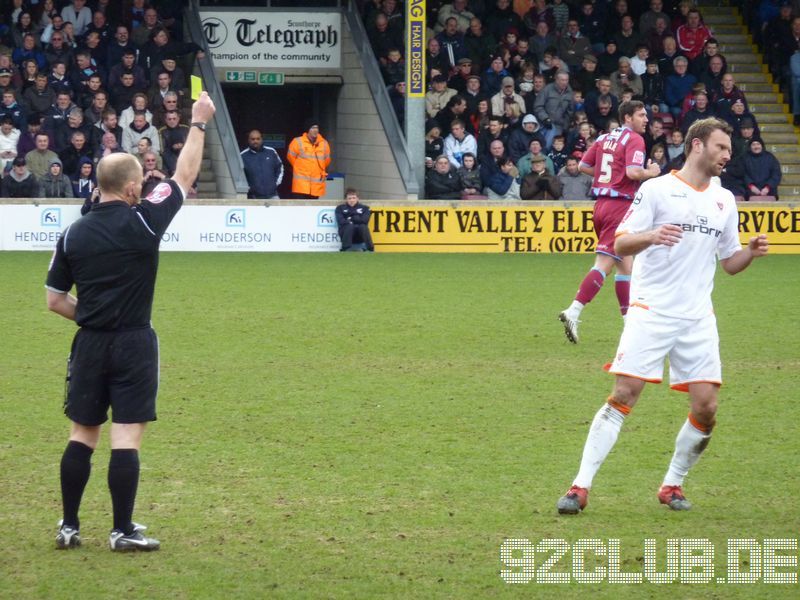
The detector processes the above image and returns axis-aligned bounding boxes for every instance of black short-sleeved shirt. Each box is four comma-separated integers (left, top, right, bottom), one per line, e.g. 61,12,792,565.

46,180,184,330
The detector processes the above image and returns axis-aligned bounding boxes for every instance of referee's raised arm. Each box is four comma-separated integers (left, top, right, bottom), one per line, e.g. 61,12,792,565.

171,92,216,193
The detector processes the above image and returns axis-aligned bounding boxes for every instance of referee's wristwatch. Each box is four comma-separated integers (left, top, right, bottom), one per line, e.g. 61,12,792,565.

191,122,207,131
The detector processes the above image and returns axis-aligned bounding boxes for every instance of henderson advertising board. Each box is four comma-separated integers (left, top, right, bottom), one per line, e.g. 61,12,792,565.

3,204,798,254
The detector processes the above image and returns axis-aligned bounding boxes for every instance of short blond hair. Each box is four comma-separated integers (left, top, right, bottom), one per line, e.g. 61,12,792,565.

97,153,143,195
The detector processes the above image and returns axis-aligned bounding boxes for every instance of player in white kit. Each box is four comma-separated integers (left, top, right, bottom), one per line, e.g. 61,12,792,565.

556,118,769,514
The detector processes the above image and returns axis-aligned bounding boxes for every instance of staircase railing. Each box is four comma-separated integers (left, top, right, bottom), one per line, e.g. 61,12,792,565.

186,0,250,195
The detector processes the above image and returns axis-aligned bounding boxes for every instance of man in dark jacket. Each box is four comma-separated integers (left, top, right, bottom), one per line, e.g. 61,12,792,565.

335,188,374,251
240,129,284,199
1,156,40,197
426,154,463,199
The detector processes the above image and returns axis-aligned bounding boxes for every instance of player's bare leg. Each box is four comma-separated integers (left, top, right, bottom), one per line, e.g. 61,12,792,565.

57,423,101,548
557,376,645,513
560,254,618,343
659,383,718,511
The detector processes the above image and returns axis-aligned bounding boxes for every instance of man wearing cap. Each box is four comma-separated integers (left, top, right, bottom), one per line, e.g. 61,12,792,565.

462,74,485,114
572,54,599,96
0,67,15,90
2,157,40,198
520,153,561,200
449,57,475,93
517,137,553,178
287,119,331,199
730,114,757,159
508,114,542,163
426,75,457,118
491,76,525,119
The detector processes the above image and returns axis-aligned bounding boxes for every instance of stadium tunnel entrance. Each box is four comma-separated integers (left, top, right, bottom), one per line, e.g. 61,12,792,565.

222,83,340,199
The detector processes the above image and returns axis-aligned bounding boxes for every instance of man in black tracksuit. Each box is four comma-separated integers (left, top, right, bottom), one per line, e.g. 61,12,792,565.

45,92,216,553
335,188,374,251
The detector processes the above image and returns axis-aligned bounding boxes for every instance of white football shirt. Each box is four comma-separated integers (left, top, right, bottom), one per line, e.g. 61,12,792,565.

616,170,742,319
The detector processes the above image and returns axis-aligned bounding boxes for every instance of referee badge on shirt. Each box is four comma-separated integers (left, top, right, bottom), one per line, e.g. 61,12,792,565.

147,183,172,204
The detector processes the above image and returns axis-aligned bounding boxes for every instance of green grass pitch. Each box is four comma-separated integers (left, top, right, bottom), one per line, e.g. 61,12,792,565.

1,251,798,599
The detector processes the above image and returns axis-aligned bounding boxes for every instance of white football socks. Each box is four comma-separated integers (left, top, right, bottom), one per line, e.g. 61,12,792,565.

567,300,585,319
663,419,711,487
573,402,628,489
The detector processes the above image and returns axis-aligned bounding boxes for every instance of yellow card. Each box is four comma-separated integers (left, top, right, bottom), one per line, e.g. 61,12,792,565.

190,75,203,100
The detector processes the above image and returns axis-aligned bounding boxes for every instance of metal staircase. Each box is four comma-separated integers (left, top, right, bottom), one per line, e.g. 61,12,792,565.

702,6,800,199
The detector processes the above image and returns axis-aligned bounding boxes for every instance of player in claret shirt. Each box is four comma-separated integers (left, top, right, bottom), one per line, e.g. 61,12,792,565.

558,100,661,343
556,117,768,515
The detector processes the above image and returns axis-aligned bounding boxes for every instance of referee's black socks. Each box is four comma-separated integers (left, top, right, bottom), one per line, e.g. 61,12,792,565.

108,449,140,535
60,440,94,529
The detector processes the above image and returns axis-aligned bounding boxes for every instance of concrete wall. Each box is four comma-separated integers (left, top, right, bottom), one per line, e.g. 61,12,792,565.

336,16,409,200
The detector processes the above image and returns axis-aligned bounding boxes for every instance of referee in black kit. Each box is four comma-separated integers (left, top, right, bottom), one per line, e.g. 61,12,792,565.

45,92,215,552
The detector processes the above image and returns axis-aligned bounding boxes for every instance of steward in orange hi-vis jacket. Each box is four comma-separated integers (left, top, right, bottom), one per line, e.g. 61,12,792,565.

287,119,331,198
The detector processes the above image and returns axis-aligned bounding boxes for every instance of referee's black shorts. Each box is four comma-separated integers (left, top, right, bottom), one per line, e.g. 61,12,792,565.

65,327,159,426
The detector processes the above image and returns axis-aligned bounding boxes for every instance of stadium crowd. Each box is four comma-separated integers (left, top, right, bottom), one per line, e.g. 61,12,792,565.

362,0,784,200
0,0,200,206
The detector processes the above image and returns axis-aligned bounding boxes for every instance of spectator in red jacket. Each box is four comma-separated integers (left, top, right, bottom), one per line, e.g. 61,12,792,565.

676,9,712,61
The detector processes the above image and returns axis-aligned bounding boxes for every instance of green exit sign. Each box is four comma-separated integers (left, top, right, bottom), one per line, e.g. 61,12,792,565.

225,71,257,82
258,72,284,86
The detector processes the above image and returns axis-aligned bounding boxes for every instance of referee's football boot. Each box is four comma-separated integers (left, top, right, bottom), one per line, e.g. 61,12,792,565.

109,523,160,552
55,520,81,549
658,485,692,511
557,485,589,514
558,310,580,344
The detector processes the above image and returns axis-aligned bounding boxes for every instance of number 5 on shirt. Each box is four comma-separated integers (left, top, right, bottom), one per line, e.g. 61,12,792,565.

598,152,613,184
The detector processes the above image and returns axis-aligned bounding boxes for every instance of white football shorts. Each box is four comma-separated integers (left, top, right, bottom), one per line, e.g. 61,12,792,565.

609,305,722,391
